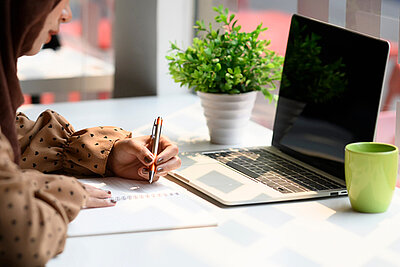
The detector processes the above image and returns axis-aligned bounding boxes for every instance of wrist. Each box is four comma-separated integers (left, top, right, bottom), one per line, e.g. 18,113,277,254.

106,139,120,173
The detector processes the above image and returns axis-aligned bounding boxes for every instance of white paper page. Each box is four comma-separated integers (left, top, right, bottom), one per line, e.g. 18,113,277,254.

68,177,217,237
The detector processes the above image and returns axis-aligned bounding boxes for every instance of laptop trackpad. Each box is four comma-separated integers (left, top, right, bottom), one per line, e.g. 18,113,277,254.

196,170,244,194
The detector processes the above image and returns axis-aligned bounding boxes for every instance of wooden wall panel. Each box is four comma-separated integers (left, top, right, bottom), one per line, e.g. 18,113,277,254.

297,0,329,22
346,0,381,38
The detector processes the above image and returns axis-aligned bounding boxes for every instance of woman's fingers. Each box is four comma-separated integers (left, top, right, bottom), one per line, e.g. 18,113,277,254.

137,167,161,183
82,183,116,209
156,137,179,164
85,197,116,208
136,156,181,182
84,183,111,199
155,156,181,176
125,138,155,166
137,167,152,181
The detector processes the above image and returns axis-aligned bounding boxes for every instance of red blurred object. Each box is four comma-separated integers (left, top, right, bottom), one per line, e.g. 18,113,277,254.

68,91,81,102
374,109,400,189
60,18,112,50
235,10,292,56
98,18,112,50
40,93,55,104
375,110,396,145
382,41,399,111
97,92,111,100
60,21,82,37
22,94,32,105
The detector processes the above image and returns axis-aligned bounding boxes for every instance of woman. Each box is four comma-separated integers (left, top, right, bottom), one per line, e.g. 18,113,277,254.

0,1,181,266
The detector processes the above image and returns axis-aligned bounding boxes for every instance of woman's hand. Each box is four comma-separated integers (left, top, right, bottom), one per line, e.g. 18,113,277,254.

107,135,181,182
83,183,116,208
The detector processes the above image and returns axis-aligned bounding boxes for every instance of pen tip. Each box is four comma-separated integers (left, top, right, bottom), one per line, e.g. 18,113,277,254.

149,171,155,184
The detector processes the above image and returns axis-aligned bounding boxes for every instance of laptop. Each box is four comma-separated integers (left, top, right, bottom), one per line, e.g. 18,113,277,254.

169,14,390,206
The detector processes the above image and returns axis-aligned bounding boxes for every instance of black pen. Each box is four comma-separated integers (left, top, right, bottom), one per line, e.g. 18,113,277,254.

149,117,163,183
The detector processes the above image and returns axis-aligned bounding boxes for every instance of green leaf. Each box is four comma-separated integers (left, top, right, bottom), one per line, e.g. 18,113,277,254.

221,15,227,24
170,43,179,50
232,20,238,29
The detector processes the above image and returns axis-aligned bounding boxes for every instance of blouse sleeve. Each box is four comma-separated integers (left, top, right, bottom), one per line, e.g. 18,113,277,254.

0,129,88,266
16,110,132,176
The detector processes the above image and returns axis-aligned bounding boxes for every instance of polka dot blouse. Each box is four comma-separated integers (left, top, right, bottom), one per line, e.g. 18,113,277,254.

0,110,131,266
17,110,131,176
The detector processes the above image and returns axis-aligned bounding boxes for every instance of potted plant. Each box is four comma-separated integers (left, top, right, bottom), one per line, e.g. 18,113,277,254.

166,5,284,144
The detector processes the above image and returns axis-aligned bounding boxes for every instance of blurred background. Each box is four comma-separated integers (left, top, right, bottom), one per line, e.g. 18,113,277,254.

17,0,400,130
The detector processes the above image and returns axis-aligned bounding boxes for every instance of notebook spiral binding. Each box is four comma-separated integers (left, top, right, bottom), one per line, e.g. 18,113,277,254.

111,192,180,202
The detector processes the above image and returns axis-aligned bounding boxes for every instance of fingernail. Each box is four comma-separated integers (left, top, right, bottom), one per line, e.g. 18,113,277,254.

157,158,163,163
107,190,111,194
144,155,153,164
110,199,117,204
142,168,149,174
156,167,163,173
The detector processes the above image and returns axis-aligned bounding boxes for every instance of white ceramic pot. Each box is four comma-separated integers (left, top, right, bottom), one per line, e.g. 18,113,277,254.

197,91,257,145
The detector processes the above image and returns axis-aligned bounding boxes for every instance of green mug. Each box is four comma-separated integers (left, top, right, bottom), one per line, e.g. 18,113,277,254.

345,142,398,213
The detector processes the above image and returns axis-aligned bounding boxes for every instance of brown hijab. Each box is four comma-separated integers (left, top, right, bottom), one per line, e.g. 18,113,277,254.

0,0,61,163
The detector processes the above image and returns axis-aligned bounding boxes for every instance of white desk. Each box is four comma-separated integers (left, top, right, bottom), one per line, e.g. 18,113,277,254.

19,94,400,267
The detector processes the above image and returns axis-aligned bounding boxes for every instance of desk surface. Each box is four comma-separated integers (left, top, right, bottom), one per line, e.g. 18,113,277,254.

19,94,400,267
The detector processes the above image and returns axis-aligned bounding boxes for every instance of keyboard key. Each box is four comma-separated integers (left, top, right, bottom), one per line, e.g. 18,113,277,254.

225,161,260,179
276,187,292,193
286,185,304,192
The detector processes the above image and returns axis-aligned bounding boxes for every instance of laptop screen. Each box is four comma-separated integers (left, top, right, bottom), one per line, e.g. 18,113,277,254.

272,14,389,180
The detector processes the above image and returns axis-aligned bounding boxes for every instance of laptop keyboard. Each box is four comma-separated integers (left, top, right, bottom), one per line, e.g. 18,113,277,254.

204,148,344,194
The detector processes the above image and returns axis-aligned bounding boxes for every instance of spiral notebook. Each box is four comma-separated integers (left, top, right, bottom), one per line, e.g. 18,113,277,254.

67,177,217,237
